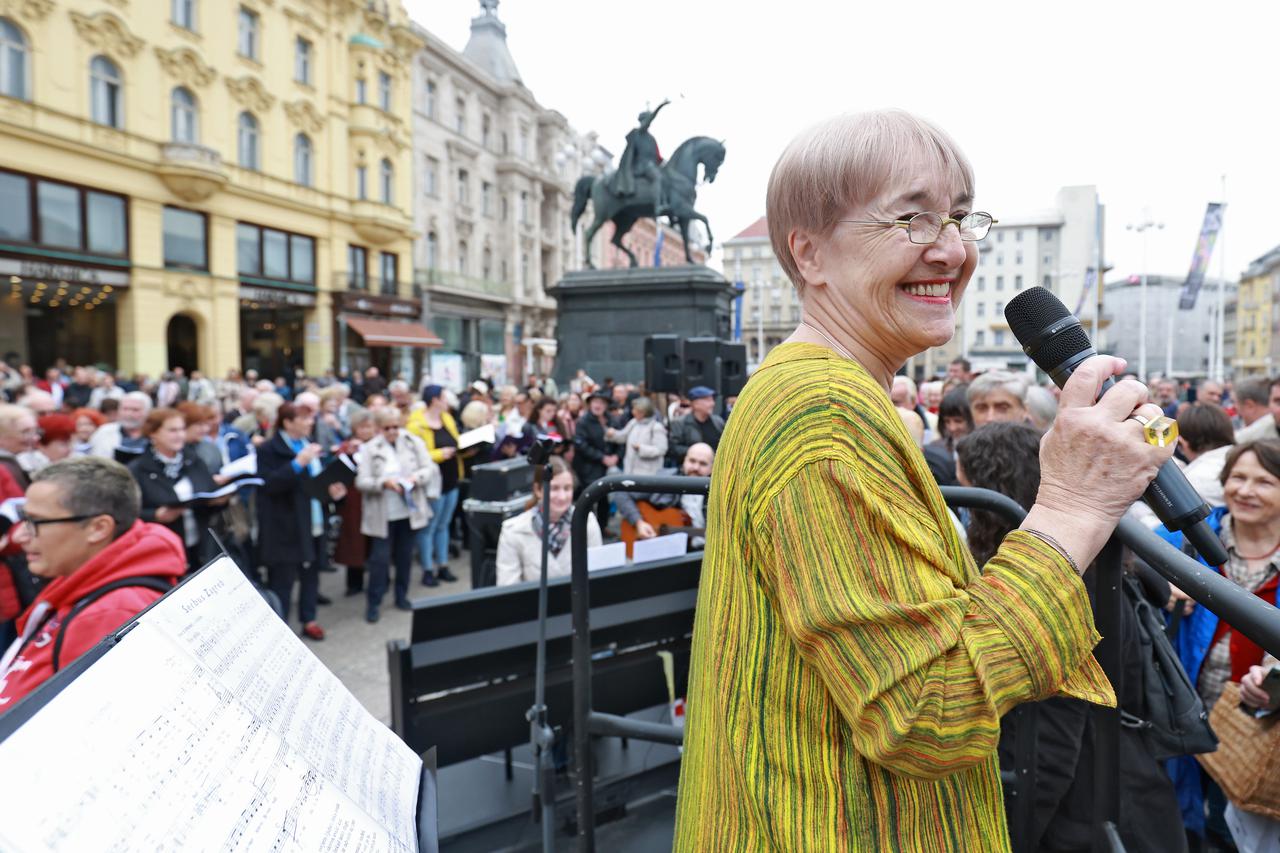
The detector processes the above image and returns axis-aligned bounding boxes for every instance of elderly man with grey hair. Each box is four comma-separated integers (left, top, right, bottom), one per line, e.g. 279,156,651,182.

88,391,152,461
0,403,38,488
966,370,1031,428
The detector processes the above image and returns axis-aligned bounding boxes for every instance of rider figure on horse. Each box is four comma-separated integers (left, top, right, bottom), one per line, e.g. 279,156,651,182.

612,99,670,217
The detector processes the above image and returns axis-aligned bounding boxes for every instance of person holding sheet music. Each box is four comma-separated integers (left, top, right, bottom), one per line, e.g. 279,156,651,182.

128,408,226,573
257,403,347,641
496,457,601,587
355,408,439,623
407,385,462,586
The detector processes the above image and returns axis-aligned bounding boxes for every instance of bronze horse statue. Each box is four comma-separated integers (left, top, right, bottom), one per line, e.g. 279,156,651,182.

570,136,725,268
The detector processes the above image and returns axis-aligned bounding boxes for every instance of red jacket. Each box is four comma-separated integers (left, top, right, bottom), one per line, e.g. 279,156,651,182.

0,521,185,710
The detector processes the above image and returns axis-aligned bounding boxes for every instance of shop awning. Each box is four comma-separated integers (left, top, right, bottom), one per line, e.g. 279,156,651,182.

345,316,443,348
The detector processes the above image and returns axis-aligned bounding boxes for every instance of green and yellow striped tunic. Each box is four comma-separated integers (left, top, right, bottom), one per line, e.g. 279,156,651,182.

673,343,1114,851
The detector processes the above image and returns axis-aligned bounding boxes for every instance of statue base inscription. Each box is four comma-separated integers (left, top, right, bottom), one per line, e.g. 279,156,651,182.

549,267,736,388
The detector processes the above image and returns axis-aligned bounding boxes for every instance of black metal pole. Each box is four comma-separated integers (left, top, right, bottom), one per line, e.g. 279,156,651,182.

527,460,555,852
1090,537,1124,853
570,474,710,852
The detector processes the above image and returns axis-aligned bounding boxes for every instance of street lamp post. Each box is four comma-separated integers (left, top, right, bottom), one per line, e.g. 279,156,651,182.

1126,216,1164,380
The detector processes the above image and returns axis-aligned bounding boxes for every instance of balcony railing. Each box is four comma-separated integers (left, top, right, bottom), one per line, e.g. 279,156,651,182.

335,273,404,297
414,268,512,301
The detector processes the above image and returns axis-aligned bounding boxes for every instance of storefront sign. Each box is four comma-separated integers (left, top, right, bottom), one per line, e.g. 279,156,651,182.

0,257,130,287
239,284,317,308
333,291,420,318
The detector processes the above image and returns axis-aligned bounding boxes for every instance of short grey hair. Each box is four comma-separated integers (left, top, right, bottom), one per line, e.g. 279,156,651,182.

388,380,410,395
1025,385,1058,429
122,390,153,410
631,396,655,418
0,404,33,436
1236,376,1270,406
32,457,140,539
348,408,375,429
767,109,975,297
967,371,1029,406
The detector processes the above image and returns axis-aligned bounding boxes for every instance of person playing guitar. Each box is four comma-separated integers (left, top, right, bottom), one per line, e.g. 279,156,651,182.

618,443,714,557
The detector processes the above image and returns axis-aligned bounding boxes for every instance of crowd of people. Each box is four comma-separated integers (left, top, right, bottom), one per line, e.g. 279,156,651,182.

0,357,726,704
0,343,1276,849
891,355,1280,852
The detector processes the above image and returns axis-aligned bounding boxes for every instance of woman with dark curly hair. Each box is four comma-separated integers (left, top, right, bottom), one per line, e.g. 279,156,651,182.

955,422,1041,564
924,385,975,487
955,421,1186,852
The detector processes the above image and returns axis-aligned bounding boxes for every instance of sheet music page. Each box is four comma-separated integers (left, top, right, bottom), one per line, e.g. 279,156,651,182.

0,558,421,853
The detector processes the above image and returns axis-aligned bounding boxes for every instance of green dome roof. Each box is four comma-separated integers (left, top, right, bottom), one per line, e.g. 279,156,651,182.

349,33,385,49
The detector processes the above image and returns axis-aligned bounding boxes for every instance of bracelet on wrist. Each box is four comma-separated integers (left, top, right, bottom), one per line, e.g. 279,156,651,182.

1022,528,1081,575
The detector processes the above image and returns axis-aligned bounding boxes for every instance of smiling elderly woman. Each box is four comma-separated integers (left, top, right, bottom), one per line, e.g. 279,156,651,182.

672,110,1176,851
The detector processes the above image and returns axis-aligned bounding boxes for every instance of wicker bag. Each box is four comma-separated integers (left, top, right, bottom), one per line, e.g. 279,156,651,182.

1197,681,1280,820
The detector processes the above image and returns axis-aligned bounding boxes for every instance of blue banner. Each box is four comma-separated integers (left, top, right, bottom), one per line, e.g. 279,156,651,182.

1178,202,1225,310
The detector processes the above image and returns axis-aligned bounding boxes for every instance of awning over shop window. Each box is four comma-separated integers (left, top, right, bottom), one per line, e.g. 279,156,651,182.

345,316,443,348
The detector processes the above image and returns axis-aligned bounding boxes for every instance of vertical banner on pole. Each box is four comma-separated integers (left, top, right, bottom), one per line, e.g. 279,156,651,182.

1178,202,1225,310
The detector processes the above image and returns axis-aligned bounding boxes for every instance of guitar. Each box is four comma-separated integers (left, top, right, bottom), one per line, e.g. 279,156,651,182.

618,501,704,559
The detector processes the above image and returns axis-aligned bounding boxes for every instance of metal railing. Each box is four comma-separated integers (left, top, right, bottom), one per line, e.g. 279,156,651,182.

413,268,513,300
565,477,1280,851
332,272,404,297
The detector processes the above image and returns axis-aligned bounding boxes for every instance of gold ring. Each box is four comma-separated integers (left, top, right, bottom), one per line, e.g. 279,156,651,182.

1130,413,1178,447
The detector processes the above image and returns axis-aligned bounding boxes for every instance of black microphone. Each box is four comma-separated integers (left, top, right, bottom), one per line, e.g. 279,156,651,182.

1005,287,1229,567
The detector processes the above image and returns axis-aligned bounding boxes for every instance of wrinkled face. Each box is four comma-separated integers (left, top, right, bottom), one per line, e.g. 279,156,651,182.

799,162,977,363
923,385,943,408
683,444,714,478
1199,382,1222,406
1156,381,1177,403
970,389,1026,427
690,397,716,418
354,419,377,442
119,398,148,429
1224,451,1280,527
2,413,37,453
588,398,607,417
154,416,187,456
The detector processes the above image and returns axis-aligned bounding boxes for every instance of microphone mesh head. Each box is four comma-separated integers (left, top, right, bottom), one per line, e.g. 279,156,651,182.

1005,287,1070,347
1004,286,1093,372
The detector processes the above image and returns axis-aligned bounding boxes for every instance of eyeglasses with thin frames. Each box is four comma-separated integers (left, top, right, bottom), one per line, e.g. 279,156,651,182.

838,211,998,244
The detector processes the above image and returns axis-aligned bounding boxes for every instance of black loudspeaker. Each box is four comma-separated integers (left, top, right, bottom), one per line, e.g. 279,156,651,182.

681,337,722,396
719,342,747,397
470,457,534,502
644,334,683,393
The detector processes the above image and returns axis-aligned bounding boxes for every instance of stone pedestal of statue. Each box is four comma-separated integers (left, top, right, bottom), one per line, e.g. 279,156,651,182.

548,266,736,387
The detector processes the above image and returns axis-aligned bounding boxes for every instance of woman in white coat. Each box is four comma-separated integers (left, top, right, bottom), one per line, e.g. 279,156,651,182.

355,407,440,622
606,396,668,476
496,456,601,586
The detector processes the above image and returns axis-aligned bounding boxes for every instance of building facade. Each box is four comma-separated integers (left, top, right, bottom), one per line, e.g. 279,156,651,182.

1103,275,1235,379
412,4,598,390
960,186,1105,372
721,217,795,368
1233,244,1280,377
0,0,435,379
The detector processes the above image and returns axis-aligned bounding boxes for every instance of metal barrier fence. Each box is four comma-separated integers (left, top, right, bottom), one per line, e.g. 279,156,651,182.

567,477,1280,852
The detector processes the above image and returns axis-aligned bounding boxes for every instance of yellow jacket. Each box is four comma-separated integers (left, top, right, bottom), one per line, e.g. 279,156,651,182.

673,344,1113,852
406,408,464,483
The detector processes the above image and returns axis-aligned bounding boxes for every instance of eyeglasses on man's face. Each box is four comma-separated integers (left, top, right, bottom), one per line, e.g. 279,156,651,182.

14,509,104,539
839,211,998,244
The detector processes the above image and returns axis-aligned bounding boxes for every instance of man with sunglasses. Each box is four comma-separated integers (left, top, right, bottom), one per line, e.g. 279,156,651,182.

0,457,185,710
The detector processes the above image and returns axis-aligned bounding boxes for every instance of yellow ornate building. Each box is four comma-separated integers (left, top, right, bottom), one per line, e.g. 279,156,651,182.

0,0,428,378
1233,244,1280,376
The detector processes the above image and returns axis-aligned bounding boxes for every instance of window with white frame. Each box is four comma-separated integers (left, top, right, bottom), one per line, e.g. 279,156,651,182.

170,86,197,143
379,158,393,204
171,0,196,31
237,111,259,169
293,133,312,187
237,7,259,60
0,18,27,101
295,37,311,85
90,56,122,128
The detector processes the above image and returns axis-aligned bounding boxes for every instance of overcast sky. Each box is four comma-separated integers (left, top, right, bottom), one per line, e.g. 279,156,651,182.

405,0,1278,286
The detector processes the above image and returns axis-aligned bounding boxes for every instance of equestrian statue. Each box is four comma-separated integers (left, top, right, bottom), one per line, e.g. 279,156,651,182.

571,101,725,268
